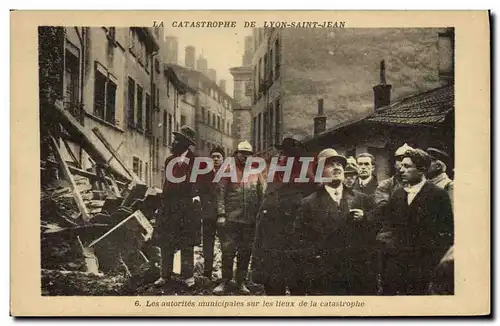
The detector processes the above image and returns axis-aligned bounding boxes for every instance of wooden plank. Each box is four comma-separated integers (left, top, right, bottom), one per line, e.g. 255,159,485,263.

50,135,91,222
50,100,132,182
62,136,82,169
92,127,141,183
44,158,127,187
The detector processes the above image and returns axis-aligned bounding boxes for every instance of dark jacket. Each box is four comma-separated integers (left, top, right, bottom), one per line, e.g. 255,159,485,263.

353,176,379,196
251,182,316,285
153,150,201,250
377,182,454,257
197,170,219,221
294,185,375,254
216,163,266,225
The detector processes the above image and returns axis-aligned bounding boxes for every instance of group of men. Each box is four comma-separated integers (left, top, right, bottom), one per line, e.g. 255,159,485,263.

151,125,455,296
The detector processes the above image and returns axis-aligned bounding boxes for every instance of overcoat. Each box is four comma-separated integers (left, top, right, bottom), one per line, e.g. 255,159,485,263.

153,150,201,250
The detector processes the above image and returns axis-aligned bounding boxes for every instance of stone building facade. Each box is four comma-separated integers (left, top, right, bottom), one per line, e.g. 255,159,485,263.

250,27,450,157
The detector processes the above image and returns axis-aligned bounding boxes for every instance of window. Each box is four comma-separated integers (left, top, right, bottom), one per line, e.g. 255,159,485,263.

222,118,226,133
252,116,257,149
167,80,170,97
162,111,167,146
176,122,179,132
127,77,135,127
212,113,216,127
274,98,281,145
156,86,160,111
263,109,268,150
155,58,160,73
227,121,230,135
207,112,211,126
274,38,281,79
133,157,140,177
156,138,160,171
217,116,221,130
139,159,143,179
168,114,173,145
181,115,186,127
200,139,205,150
64,47,80,109
269,104,274,147
201,106,205,122
145,162,149,184
269,48,274,82
93,69,117,124
136,85,143,130
145,93,151,135
257,113,261,152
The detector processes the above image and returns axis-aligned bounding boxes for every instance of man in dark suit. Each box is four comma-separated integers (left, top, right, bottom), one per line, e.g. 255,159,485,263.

153,125,202,288
353,153,379,196
377,148,454,295
293,148,376,295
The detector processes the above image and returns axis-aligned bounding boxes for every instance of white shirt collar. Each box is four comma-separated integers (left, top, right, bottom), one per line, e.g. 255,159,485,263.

359,175,373,186
404,177,427,194
325,183,343,203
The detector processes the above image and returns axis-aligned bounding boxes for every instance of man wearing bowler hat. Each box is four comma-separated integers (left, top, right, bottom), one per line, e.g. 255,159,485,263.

252,135,316,295
426,147,454,207
153,125,202,288
292,148,376,295
343,156,359,189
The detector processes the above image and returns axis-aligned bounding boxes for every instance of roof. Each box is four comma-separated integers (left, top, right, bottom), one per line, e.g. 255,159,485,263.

305,84,454,144
365,84,454,126
167,64,232,101
164,66,197,94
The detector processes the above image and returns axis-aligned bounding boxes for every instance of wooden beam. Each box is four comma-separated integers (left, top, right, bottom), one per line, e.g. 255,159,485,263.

91,127,141,184
50,135,91,222
61,131,82,169
50,100,132,182
44,159,127,187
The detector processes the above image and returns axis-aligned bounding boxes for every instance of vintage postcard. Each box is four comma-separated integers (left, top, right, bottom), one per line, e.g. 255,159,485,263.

10,10,490,317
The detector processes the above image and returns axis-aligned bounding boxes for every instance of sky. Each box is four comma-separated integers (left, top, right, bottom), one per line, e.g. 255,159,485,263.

163,26,251,97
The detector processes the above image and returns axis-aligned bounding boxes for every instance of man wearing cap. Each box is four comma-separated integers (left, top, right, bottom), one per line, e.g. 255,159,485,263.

293,148,376,295
426,147,454,207
353,153,379,196
214,140,266,295
374,143,414,208
251,135,316,295
343,156,359,189
376,148,454,295
197,146,225,280
153,125,202,288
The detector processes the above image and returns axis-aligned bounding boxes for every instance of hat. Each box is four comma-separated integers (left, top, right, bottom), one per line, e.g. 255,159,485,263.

236,140,253,153
275,134,305,151
317,148,347,167
344,163,359,175
172,125,196,146
344,156,359,175
427,147,451,166
210,146,225,158
395,143,414,157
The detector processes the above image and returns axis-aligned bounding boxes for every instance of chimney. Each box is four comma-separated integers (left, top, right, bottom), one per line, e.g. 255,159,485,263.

438,27,455,86
219,79,226,92
313,98,327,136
373,60,392,110
185,46,195,69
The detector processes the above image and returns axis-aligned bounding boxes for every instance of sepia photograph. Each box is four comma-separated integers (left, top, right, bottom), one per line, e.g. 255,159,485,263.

10,10,490,317
38,25,455,297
